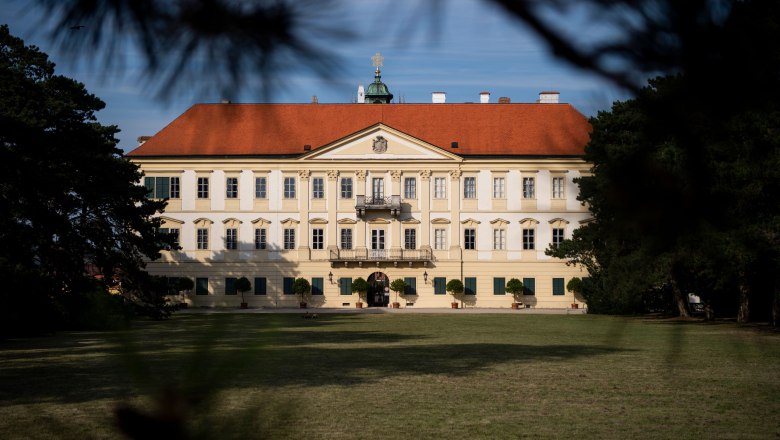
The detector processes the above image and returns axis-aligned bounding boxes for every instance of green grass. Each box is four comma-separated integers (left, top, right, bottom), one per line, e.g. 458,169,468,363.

1,313,779,439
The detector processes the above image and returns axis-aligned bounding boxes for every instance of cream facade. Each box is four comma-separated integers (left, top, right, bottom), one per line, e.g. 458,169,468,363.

134,122,590,309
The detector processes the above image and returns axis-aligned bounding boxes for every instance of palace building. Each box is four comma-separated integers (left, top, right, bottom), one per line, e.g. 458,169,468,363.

127,62,592,309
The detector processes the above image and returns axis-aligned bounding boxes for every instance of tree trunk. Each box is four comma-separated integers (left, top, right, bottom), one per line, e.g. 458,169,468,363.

737,281,750,324
670,279,690,318
704,300,715,321
772,289,779,327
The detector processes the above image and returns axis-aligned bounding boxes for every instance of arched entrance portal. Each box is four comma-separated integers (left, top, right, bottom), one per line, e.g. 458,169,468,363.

367,271,390,307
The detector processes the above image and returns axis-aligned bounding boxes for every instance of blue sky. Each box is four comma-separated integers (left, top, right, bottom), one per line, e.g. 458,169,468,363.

1,0,628,152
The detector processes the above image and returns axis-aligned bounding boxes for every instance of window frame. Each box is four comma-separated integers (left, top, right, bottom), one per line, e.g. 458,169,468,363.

465,277,477,296
522,177,536,199
255,228,267,250
225,177,238,199
197,177,209,199
552,176,565,199
403,177,417,199
464,228,476,250
311,177,325,199
312,228,324,250
493,277,506,295
404,228,416,250
493,228,506,250
433,277,447,295
225,228,238,250
254,277,267,295
283,177,296,199
283,228,296,250
340,228,353,250
463,176,476,199
340,177,353,199
255,177,267,199
493,176,505,199
195,277,209,295
434,177,446,199
197,228,209,250
553,277,565,295
523,228,535,250
552,228,565,248
434,228,447,250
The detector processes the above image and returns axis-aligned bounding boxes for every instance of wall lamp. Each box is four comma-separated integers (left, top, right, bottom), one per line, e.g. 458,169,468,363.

328,271,333,283
423,271,428,283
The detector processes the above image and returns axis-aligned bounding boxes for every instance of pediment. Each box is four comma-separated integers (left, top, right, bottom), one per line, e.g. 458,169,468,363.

301,124,462,162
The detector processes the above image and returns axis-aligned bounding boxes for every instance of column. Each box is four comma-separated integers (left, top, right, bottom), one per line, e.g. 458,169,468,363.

449,169,462,254
327,170,339,252
298,169,310,260
419,170,431,251
390,170,402,251
355,170,367,253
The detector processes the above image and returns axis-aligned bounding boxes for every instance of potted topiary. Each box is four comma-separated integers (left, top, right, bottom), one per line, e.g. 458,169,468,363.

567,277,583,309
506,278,524,309
351,277,368,308
446,279,464,309
389,278,406,309
176,277,194,308
293,277,311,308
235,276,251,309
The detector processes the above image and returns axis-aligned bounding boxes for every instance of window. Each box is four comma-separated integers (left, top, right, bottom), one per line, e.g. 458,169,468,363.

523,177,535,199
404,177,416,199
283,177,296,199
493,177,505,199
434,177,446,199
493,229,506,250
311,277,324,295
225,228,237,250
340,229,353,250
465,277,477,295
553,278,565,295
197,228,209,250
372,178,384,199
404,277,417,295
523,277,536,295
283,228,296,250
195,277,209,295
552,176,565,199
225,277,236,295
255,177,267,198
404,229,416,250
254,277,267,295
493,277,506,295
464,228,476,250
433,277,447,295
552,228,565,248
434,229,447,250
197,177,209,199
312,228,324,250
523,229,535,250
463,177,476,199
255,228,267,250
226,177,238,198
312,177,324,199
283,277,294,295
144,176,180,199
158,227,180,248
340,277,352,295
340,177,353,198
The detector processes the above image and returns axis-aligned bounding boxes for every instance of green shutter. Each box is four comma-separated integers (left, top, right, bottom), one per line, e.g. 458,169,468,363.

254,277,267,295
155,176,169,198
404,277,417,295
225,277,236,295
553,278,565,295
434,277,446,295
195,277,208,295
340,277,352,295
493,277,506,295
312,277,324,295
465,277,477,295
144,177,154,197
523,278,536,295
283,277,294,295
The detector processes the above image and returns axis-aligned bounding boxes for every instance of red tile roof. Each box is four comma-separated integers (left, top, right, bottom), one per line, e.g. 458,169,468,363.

127,103,591,157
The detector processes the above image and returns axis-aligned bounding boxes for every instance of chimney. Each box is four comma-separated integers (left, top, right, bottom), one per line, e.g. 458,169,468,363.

498,96,511,104
431,92,447,103
137,136,151,146
357,85,365,103
537,91,560,103
451,141,459,149
479,92,490,103
311,95,318,104
304,144,311,151
221,99,232,104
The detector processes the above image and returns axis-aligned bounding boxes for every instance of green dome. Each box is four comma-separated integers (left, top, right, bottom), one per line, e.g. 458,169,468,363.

364,69,393,104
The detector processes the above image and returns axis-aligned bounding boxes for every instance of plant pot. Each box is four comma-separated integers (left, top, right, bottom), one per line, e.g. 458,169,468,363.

451,302,459,309
240,302,248,309
392,302,400,309
300,302,307,309
356,302,363,309
571,303,579,309
511,302,520,310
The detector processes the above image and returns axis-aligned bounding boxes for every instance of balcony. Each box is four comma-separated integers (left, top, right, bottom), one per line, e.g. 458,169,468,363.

330,248,432,264
356,195,401,217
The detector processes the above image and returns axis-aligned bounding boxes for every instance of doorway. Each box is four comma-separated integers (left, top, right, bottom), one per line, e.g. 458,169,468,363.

367,271,389,307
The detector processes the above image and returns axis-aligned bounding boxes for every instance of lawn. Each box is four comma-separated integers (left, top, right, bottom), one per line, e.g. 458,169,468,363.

1,313,779,439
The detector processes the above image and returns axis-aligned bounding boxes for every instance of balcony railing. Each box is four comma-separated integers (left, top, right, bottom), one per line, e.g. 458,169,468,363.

330,248,432,262
356,194,401,217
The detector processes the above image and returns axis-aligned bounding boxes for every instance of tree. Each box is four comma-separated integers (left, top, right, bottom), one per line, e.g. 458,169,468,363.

506,278,524,305
235,277,251,306
292,278,311,305
351,277,368,304
567,277,583,307
389,278,406,305
177,277,194,295
446,279,464,304
0,25,170,336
